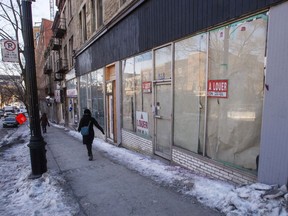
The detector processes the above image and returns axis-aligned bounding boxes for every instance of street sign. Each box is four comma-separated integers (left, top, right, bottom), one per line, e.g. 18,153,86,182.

1,39,19,63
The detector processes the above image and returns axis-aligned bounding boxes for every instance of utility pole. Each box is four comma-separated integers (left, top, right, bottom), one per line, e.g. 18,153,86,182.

22,0,47,178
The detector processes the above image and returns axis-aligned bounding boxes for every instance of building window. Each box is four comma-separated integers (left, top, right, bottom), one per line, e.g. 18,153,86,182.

91,0,103,31
64,44,68,67
82,5,87,41
122,57,134,131
91,0,96,32
79,6,87,43
96,0,103,29
174,33,207,154
69,36,74,67
79,75,88,114
205,14,268,171
91,69,104,127
122,51,153,138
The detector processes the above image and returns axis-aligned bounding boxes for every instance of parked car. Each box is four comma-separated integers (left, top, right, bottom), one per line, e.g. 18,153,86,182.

4,111,14,118
3,117,18,128
0,109,4,117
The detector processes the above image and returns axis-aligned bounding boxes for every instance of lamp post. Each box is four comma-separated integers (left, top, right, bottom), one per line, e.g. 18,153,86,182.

22,0,47,178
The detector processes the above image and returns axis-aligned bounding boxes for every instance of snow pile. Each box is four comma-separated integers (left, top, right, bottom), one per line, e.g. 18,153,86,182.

0,125,79,216
1,123,288,216
69,129,288,216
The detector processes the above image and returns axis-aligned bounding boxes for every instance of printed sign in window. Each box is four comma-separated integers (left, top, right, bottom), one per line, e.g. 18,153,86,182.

207,80,228,98
136,111,149,135
142,81,152,93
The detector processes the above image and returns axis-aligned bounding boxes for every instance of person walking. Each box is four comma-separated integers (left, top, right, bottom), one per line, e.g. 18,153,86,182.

78,109,104,161
40,113,50,133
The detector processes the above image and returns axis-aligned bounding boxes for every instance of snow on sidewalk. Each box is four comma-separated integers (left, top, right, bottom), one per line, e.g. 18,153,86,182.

0,124,287,216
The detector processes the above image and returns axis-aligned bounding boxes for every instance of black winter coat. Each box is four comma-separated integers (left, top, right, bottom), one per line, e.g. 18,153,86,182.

78,114,104,145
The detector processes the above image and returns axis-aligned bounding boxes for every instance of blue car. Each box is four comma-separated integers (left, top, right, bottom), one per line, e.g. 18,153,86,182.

3,117,18,128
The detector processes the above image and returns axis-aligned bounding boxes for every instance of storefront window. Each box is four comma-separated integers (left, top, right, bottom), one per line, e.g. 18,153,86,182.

174,34,207,153
122,57,135,131
206,14,267,171
86,74,92,109
122,52,153,138
91,69,104,127
67,78,78,124
155,46,172,80
135,52,153,138
79,74,88,115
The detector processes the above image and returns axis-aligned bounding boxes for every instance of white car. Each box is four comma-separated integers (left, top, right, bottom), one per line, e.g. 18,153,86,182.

4,111,14,118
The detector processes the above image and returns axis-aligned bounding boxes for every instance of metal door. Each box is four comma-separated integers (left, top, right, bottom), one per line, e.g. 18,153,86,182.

154,83,172,159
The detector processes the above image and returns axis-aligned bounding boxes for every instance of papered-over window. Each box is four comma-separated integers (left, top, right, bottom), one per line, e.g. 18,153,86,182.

174,33,207,154
206,14,268,171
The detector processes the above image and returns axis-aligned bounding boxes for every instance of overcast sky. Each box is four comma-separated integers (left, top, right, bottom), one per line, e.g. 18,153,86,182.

31,0,55,24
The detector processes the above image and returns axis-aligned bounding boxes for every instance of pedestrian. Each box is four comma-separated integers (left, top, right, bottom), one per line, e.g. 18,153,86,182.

78,109,104,161
40,113,50,133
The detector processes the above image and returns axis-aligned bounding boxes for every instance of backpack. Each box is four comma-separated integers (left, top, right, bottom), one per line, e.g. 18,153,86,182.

80,121,91,136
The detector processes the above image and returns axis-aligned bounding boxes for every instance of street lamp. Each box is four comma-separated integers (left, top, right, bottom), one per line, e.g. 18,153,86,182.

22,0,47,178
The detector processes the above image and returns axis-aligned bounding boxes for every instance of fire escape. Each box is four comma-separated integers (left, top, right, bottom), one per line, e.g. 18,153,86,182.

51,10,67,82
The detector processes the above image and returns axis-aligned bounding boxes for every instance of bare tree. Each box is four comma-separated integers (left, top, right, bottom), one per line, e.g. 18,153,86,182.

0,0,29,109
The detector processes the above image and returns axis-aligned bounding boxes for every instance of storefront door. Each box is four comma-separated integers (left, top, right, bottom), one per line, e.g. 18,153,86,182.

105,64,117,144
107,94,114,139
154,82,172,159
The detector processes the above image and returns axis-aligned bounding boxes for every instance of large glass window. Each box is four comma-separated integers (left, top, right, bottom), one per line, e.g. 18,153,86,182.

122,51,153,139
135,52,153,138
67,78,78,122
174,34,207,153
91,69,104,127
122,57,135,131
206,14,267,171
79,75,88,115
155,46,172,80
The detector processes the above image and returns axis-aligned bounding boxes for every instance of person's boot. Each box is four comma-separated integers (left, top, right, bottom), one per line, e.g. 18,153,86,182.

89,155,93,161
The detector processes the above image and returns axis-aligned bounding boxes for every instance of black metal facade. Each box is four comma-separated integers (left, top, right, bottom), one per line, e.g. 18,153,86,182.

76,0,285,75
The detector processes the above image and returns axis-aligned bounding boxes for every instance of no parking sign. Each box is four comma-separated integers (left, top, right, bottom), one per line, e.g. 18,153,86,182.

1,39,18,63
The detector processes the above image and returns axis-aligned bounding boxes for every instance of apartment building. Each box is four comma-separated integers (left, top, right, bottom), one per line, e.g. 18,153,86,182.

47,0,288,185
35,19,53,115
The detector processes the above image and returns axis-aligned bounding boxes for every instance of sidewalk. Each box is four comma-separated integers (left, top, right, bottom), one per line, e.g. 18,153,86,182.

44,125,222,216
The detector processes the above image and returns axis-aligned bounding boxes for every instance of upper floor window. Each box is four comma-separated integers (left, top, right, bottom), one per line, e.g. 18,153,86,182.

79,5,87,42
69,36,74,67
96,0,103,29
91,0,96,32
91,0,103,33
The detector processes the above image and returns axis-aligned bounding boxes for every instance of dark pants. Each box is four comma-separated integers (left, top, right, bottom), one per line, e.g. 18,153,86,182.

42,125,47,133
86,143,93,156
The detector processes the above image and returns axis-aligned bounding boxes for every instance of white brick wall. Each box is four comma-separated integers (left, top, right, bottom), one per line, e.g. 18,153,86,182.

122,130,153,155
121,130,256,185
172,148,257,185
